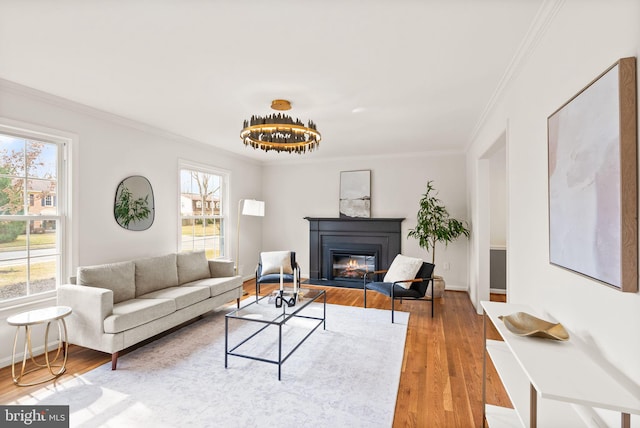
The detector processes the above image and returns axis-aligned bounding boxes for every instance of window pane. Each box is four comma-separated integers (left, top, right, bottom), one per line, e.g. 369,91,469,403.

181,219,202,252
180,170,220,216
30,219,58,256
27,141,57,179
29,257,57,295
0,129,64,303
0,220,28,300
27,179,57,215
0,177,25,215
0,135,26,177
180,167,226,258
0,221,27,257
203,218,223,259
0,259,27,300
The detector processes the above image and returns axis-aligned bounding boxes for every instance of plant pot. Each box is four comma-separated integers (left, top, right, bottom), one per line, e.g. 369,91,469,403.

427,275,446,298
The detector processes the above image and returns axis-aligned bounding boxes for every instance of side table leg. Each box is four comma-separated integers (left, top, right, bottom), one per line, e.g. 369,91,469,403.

11,326,29,386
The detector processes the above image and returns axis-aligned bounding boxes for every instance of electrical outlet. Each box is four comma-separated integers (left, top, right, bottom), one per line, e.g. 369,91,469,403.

443,262,450,271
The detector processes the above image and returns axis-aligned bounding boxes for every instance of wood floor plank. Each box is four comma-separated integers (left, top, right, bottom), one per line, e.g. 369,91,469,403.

0,281,510,427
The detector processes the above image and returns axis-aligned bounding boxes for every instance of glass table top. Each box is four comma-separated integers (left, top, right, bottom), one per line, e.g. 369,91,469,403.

226,287,324,325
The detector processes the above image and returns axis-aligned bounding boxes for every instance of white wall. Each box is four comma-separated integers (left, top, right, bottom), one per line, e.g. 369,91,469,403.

261,152,469,288
0,81,263,367
467,0,640,409
490,144,507,248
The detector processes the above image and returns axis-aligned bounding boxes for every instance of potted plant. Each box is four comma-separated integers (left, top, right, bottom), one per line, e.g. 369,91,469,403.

407,180,470,298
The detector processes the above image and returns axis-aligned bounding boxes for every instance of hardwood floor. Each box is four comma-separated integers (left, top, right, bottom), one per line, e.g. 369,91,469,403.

0,281,510,427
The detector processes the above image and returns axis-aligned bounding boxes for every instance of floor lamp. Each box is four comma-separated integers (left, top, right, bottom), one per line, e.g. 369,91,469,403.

235,199,265,281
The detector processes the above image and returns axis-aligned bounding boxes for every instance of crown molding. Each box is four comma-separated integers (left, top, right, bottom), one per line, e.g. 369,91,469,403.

465,0,566,149
0,78,262,166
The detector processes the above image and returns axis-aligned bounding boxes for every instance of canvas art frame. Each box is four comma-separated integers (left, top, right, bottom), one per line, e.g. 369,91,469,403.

339,170,371,218
547,57,637,292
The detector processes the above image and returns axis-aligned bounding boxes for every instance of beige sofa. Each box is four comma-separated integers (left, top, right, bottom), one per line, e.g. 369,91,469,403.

57,251,243,369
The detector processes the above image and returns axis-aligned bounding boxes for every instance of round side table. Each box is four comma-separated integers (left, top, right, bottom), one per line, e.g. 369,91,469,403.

7,305,72,386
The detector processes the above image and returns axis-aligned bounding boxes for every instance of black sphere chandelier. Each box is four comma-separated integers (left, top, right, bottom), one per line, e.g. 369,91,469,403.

240,99,321,154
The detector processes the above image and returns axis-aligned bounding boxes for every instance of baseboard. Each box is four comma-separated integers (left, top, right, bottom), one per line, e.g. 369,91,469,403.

444,284,468,292
0,341,61,370
490,288,507,294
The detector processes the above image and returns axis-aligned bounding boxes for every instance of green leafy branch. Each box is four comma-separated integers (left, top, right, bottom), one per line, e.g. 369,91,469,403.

115,186,150,228
407,181,470,265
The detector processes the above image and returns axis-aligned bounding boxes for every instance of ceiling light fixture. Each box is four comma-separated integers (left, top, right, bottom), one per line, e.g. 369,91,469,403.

240,99,321,154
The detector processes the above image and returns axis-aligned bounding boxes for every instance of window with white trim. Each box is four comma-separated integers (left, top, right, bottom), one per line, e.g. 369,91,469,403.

179,162,228,259
0,129,66,303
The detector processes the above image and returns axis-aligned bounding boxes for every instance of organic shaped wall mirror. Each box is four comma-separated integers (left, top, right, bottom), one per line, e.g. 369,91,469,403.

114,175,155,231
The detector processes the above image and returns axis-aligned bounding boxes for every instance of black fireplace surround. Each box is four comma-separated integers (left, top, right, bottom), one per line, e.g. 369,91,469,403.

305,217,404,286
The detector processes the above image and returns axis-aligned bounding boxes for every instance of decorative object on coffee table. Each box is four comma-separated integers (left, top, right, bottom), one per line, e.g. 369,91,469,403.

275,265,299,307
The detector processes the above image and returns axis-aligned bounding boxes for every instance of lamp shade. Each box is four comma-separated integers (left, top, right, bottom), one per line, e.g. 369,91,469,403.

242,199,265,217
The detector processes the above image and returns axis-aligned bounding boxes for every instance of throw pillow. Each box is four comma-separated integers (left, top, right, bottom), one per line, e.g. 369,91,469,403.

383,254,423,289
177,251,211,284
77,261,136,304
135,253,179,296
261,251,293,275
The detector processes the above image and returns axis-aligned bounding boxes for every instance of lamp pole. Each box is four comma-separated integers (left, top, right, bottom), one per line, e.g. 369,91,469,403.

235,199,243,275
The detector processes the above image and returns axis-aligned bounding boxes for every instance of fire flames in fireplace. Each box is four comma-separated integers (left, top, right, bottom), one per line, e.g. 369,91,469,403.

332,255,375,280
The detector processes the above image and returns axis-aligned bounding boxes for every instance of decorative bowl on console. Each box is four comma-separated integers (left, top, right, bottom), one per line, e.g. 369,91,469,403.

498,312,569,341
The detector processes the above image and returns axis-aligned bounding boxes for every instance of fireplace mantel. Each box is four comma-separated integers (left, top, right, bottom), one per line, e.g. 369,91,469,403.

305,217,404,283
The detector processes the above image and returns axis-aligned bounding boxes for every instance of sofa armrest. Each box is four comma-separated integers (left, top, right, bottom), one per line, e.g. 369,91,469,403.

57,284,113,335
208,259,235,278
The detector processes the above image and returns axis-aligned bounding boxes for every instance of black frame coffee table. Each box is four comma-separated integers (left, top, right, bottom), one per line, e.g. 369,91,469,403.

225,287,326,380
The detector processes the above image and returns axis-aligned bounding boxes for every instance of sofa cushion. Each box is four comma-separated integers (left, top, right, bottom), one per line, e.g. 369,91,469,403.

77,261,136,304
104,298,176,334
138,286,211,310
177,251,211,285
260,251,293,275
187,276,243,297
135,254,179,296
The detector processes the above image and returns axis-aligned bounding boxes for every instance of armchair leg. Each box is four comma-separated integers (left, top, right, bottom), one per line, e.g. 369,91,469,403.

111,352,119,370
237,298,240,308
392,298,395,323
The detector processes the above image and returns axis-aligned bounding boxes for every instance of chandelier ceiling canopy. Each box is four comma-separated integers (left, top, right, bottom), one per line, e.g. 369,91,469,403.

240,99,321,154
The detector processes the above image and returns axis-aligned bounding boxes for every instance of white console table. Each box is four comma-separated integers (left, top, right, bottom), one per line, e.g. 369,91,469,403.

482,301,640,428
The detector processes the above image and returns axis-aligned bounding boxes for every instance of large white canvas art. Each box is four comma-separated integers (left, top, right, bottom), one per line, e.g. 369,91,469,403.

548,65,622,288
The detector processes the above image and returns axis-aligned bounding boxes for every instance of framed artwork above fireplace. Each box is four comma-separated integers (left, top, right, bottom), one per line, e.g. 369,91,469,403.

339,170,371,218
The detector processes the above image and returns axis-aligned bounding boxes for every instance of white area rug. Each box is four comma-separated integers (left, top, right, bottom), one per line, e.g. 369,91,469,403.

12,303,409,428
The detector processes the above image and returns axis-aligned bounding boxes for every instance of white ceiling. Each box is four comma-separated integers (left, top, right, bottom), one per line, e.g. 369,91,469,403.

0,0,543,162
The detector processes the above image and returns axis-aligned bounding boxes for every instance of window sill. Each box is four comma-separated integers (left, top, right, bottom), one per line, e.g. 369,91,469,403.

0,290,57,316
